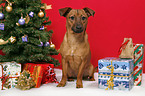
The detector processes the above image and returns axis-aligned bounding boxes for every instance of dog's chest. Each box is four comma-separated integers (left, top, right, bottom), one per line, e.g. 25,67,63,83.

61,44,86,57
66,55,82,70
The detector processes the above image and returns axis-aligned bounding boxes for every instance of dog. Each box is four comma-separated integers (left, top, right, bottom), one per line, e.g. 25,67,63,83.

57,7,95,88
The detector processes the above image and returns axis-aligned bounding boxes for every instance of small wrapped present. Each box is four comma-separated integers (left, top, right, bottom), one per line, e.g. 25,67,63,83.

16,70,36,90
98,57,134,91
0,62,21,90
22,35,28,42
0,23,4,30
39,26,45,30
119,38,134,59
134,44,144,86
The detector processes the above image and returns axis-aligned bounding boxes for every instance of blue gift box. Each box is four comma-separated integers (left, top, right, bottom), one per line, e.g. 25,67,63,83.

39,26,44,30
98,57,134,91
22,35,28,42
29,11,34,18
0,23,4,30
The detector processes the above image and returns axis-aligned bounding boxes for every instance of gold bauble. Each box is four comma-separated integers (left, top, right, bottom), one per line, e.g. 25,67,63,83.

50,44,55,48
38,11,44,18
6,5,12,12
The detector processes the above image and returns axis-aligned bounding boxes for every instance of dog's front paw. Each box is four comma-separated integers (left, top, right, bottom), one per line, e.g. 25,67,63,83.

57,82,66,87
76,84,83,88
76,80,83,88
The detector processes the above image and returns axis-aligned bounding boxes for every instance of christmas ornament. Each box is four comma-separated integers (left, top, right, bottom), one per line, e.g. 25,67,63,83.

6,4,12,12
39,26,44,30
41,4,52,10
22,35,28,42
38,10,44,18
38,41,43,47
16,70,36,90
44,42,50,47
18,18,25,25
0,23,4,30
0,13,4,20
29,11,34,18
39,26,47,30
50,44,55,48
0,39,8,45
9,36,16,43
5,0,14,12
50,40,55,48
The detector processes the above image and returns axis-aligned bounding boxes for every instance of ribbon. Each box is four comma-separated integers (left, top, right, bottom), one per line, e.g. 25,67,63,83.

43,65,58,84
118,39,130,55
98,60,134,90
0,65,19,90
32,66,42,82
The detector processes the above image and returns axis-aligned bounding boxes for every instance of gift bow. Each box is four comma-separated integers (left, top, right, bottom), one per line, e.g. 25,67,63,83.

43,66,58,84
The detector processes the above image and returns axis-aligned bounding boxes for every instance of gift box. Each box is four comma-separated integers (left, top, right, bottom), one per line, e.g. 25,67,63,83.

23,63,58,88
0,62,21,90
134,44,144,86
0,23,4,30
23,63,43,88
98,57,134,91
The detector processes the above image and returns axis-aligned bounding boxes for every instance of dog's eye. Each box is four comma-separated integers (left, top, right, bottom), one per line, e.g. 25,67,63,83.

70,16,75,20
82,16,86,20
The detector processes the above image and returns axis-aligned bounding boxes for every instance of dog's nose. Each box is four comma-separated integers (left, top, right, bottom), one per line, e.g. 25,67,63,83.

76,25,82,29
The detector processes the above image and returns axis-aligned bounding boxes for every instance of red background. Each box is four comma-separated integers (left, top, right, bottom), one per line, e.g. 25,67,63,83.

1,0,145,72
42,0,145,73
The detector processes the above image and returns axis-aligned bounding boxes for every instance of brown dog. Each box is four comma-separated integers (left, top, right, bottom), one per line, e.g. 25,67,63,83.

57,7,95,88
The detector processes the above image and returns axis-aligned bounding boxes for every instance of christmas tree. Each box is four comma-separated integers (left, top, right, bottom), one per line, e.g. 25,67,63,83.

0,0,59,66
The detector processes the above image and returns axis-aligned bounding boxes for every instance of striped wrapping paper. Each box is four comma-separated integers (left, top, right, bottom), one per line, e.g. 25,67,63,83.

134,44,144,86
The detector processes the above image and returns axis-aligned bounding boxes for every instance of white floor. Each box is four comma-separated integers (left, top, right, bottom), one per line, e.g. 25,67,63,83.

0,69,145,96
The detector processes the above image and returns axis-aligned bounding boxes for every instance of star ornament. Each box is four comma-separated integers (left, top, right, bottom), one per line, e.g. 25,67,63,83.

9,36,16,43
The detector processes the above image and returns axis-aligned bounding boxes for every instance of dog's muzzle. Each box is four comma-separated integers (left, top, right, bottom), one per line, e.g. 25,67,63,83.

72,25,83,33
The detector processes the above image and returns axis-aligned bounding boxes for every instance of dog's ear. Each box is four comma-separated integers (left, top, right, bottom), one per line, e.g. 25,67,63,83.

59,7,72,17
83,7,95,17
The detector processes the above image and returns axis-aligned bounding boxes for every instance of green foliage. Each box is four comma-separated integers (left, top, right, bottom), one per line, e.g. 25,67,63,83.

0,0,59,66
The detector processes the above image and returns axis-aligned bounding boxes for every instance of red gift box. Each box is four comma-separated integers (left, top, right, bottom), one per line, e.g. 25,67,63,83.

23,63,43,88
23,63,58,88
